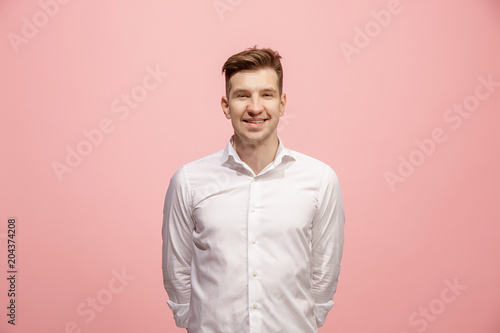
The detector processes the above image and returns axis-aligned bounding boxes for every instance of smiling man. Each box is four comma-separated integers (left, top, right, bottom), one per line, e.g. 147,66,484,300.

162,47,345,333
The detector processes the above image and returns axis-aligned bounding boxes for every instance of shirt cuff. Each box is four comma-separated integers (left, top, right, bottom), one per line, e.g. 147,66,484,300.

315,300,335,327
166,300,190,328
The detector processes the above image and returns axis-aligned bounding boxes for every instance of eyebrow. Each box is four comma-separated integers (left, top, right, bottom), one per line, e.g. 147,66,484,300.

231,88,278,96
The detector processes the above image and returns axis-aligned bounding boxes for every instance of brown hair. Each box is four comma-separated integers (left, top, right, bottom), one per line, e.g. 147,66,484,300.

222,46,283,97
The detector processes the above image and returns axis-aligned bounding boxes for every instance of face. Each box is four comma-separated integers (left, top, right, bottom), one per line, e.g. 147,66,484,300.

221,68,286,147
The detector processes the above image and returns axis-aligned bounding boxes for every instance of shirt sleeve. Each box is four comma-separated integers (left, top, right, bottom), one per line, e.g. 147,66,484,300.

311,166,345,327
162,166,194,328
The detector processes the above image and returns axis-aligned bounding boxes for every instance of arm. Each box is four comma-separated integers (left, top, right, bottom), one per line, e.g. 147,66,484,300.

311,166,345,327
162,166,194,329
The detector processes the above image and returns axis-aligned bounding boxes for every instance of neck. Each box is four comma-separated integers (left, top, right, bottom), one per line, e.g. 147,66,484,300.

231,135,279,175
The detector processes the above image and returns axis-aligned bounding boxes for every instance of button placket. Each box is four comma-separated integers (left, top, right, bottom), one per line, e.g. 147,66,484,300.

248,177,262,332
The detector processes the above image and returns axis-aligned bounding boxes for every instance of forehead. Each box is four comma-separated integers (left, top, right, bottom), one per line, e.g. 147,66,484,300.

228,68,279,91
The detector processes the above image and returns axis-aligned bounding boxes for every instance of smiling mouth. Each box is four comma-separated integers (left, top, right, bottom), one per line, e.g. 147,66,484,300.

244,120,267,124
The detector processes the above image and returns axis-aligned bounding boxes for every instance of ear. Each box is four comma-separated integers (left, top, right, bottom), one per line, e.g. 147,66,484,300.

221,96,231,119
279,93,287,117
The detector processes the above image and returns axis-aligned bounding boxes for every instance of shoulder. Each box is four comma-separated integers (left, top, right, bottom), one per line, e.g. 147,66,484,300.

169,149,225,185
287,148,340,183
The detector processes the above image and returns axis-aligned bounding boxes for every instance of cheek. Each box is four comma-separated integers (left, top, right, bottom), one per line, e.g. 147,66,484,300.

270,103,283,115
230,117,241,128
229,104,245,117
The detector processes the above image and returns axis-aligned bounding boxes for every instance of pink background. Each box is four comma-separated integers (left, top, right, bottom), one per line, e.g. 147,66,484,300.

1,0,500,332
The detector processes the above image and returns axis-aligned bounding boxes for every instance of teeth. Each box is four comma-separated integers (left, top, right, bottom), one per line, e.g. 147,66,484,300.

247,120,264,124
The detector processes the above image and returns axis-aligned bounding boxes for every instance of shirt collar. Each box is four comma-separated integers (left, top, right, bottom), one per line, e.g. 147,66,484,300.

221,136,295,174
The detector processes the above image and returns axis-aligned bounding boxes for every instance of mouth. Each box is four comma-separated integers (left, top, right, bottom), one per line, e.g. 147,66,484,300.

243,119,267,127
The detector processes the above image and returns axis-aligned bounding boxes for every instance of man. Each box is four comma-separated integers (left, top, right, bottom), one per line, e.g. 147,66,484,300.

162,47,345,332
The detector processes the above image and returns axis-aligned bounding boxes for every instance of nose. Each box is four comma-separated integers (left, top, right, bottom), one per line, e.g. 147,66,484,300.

247,96,264,114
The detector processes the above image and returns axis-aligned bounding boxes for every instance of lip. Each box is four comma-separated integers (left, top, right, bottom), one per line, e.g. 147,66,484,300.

243,119,267,127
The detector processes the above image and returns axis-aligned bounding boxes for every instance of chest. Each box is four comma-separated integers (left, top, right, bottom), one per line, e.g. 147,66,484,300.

191,172,319,242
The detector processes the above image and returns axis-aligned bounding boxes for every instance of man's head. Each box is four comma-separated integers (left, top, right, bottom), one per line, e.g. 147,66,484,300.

222,47,283,98
220,47,287,147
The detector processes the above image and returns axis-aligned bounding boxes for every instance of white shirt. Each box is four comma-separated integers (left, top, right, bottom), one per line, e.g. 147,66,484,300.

162,137,345,333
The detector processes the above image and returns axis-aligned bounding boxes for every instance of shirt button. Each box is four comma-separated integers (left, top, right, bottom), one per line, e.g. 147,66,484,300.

252,271,257,277
253,304,258,309
250,207,255,212
252,239,256,244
